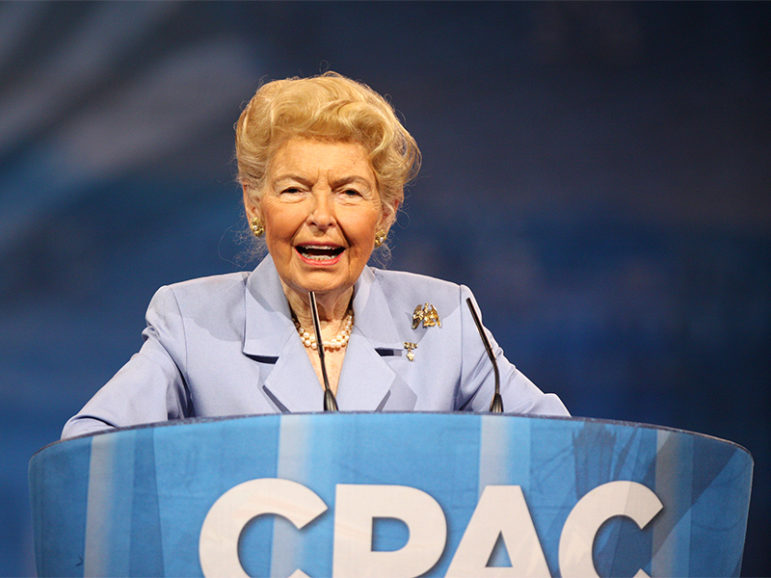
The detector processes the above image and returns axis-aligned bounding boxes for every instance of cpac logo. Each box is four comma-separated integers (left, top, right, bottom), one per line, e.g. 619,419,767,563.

199,479,662,578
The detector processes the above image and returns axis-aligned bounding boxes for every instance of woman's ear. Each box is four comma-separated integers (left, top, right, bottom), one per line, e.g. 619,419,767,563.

380,199,400,233
242,184,262,222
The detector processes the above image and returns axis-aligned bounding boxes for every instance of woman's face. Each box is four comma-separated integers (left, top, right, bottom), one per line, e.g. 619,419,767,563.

245,137,394,302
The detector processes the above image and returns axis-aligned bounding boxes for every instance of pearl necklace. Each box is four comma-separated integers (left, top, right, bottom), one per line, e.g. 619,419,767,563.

294,311,353,351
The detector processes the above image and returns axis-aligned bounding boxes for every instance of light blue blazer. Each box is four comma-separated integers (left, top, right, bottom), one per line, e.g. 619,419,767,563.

62,256,568,438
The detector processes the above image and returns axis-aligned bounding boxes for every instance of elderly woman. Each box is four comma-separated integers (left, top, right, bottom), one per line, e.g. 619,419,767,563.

62,72,568,439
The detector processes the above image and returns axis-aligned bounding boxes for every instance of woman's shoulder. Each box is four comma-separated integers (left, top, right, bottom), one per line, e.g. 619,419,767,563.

371,267,460,290
159,271,250,295
368,267,469,307
150,271,251,311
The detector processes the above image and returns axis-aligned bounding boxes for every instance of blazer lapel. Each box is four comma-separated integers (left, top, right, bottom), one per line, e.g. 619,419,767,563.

242,256,323,412
262,337,324,412
336,267,416,410
335,334,395,410
242,255,293,358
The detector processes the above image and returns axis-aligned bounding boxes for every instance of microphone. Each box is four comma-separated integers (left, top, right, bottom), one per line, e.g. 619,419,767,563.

309,291,339,412
465,298,503,413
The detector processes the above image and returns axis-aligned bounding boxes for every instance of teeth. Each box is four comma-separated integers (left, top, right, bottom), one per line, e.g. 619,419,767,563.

297,245,343,260
304,254,336,261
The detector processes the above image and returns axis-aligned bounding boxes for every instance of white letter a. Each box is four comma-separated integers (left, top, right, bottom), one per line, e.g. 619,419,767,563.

447,485,551,577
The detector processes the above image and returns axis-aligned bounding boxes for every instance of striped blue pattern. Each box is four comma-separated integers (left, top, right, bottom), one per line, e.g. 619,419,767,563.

29,413,752,577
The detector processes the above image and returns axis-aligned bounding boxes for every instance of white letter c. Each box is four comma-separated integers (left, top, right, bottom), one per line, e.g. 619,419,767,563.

199,478,327,578
559,481,663,578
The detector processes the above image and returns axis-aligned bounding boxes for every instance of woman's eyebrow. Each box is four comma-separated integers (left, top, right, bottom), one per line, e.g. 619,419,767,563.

330,175,372,188
271,174,313,187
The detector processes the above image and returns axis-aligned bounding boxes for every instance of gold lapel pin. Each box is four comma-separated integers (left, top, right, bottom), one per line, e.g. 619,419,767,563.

412,303,441,329
404,342,418,361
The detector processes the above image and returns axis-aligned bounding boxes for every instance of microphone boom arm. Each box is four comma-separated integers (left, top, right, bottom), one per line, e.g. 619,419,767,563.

465,298,503,413
309,291,339,412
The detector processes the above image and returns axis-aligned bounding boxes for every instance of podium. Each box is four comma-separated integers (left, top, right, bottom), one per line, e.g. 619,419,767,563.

29,413,752,577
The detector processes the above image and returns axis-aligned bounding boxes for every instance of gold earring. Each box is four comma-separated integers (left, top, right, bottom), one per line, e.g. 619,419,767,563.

250,218,264,237
374,230,387,247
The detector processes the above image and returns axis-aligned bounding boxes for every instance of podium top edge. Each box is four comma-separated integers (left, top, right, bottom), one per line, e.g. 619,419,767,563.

34,412,753,460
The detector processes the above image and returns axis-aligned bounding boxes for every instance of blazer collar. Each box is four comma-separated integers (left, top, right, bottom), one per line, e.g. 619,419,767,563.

243,255,296,358
241,256,407,411
349,265,404,351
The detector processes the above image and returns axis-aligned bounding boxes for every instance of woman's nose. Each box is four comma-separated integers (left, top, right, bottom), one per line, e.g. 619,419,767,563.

308,192,335,229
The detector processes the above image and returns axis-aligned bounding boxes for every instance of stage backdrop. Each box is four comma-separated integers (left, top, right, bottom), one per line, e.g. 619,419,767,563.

1,3,768,575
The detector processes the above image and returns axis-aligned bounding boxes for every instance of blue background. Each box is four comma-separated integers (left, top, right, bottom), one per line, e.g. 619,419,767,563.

1,3,767,575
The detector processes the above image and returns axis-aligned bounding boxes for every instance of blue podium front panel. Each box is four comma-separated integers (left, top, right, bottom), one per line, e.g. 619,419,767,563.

29,413,752,577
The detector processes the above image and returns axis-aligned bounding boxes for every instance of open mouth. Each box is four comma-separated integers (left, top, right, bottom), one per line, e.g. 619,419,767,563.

296,244,345,262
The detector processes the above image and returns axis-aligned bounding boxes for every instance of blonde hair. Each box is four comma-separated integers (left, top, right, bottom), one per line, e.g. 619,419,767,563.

236,72,420,217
